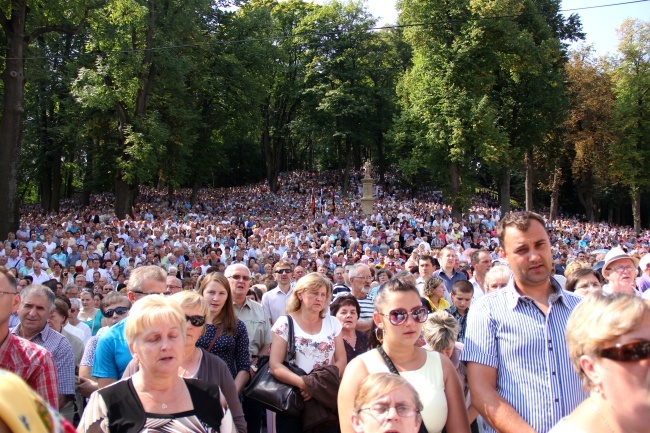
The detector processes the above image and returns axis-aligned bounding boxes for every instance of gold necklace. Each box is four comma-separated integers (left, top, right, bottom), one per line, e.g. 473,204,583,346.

180,348,198,377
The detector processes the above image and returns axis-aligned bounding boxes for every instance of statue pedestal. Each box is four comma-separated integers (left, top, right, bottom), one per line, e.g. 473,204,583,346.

361,177,374,215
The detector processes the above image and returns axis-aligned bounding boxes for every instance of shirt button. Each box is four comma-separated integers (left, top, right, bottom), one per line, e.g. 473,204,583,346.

554,398,559,403
552,371,556,375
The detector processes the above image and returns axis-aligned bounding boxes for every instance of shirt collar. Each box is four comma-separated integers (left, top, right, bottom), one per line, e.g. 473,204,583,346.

506,276,565,310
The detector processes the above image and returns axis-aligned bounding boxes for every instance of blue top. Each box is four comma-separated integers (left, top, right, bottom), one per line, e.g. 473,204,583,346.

81,309,104,336
460,277,586,433
196,320,250,379
92,319,132,379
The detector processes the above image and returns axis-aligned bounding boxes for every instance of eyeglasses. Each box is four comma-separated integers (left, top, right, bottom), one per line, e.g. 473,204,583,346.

70,308,77,313
166,285,182,290
610,265,637,274
601,341,650,362
104,306,129,318
275,269,292,275
378,307,429,326
227,275,251,282
130,290,168,296
359,404,420,419
353,275,372,280
0,291,17,296
185,315,206,327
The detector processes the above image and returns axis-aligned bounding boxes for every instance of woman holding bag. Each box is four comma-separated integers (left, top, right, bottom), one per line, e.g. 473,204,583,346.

269,273,347,432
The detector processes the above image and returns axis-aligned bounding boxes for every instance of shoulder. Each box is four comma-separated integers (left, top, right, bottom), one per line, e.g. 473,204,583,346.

236,320,248,333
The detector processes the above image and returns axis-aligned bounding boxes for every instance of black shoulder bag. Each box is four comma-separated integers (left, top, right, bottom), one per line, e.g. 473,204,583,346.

242,315,306,417
377,346,429,433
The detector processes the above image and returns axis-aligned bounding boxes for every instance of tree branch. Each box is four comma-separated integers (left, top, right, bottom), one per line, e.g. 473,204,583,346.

26,25,79,44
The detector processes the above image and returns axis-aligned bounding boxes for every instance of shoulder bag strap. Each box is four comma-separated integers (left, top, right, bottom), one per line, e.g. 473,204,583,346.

207,324,223,353
286,315,296,364
377,346,400,375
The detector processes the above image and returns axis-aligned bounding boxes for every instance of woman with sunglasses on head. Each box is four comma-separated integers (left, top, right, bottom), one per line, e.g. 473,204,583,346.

78,293,132,398
351,373,423,433
339,277,470,433
548,293,650,433
196,272,250,395
122,291,246,433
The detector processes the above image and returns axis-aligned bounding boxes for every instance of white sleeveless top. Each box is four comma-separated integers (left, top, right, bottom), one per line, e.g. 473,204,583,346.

358,349,447,433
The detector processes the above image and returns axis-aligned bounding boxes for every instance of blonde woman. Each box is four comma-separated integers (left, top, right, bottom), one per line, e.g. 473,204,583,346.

549,293,650,433
269,272,347,432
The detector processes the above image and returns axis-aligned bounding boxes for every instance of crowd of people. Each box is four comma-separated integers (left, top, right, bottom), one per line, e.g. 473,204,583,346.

1,169,649,433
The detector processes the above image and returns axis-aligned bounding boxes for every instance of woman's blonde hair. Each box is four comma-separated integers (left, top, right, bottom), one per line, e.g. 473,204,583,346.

286,273,332,318
125,295,186,346
422,310,458,352
566,293,650,389
354,373,423,414
198,272,237,337
171,290,209,318
564,260,587,279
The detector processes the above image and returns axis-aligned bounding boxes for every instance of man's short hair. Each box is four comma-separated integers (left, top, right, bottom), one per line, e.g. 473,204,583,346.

348,263,369,280
0,266,17,291
20,284,55,310
497,211,546,248
273,260,293,272
126,266,166,293
451,280,474,296
419,255,435,266
470,250,488,265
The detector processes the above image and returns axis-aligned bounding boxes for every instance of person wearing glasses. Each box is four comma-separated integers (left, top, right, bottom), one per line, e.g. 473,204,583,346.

78,292,132,398
197,272,250,393
262,260,294,326
565,268,603,297
92,266,167,388
351,373,423,433
601,247,640,296
122,291,247,433
166,275,183,295
78,295,229,433
339,277,470,433
338,264,374,332
548,293,650,433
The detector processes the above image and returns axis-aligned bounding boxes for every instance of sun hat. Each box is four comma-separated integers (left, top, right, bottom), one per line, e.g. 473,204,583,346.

602,247,639,272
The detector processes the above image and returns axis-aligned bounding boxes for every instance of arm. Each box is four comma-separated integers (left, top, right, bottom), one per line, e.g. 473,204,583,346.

332,332,347,375
440,354,470,433
268,333,307,391
233,321,251,394
338,356,369,433
466,362,536,433
355,318,373,332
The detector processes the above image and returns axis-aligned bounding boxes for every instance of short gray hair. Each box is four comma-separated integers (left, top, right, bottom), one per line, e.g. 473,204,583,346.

348,263,369,280
20,284,55,311
127,266,166,293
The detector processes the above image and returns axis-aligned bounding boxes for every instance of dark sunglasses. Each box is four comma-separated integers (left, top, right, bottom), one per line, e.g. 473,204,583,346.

378,307,429,326
104,306,129,318
600,341,650,362
275,269,292,275
186,315,206,327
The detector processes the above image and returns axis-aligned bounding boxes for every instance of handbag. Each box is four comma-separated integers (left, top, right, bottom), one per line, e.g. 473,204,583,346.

377,346,429,433
242,315,306,417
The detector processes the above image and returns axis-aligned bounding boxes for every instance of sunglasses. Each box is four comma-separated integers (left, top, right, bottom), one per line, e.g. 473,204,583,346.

378,307,429,326
104,306,129,318
228,275,251,282
600,341,650,362
275,269,292,274
185,315,206,327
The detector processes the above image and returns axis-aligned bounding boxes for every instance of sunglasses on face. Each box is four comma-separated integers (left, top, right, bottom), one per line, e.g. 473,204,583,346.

185,314,206,327
379,306,429,326
600,340,650,362
275,269,292,274
104,306,129,318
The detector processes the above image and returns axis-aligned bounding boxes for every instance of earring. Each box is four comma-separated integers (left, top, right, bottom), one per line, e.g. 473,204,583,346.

374,327,384,343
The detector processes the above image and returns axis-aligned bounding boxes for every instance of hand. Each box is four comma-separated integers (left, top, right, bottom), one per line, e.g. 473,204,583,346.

77,376,98,398
299,380,312,401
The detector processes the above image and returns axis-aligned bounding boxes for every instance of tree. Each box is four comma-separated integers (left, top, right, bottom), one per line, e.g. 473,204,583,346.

610,19,650,233
0,0,95,237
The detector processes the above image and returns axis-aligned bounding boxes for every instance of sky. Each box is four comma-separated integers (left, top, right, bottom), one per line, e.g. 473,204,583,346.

352,0,650,57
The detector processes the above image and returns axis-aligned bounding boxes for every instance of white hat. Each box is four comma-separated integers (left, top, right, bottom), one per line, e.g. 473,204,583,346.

603,247,639,272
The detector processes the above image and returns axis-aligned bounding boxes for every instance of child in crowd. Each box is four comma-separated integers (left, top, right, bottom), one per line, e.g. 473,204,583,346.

447,280,473,343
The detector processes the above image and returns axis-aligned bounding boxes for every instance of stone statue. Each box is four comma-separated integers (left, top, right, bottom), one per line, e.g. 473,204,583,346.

363,159,372,179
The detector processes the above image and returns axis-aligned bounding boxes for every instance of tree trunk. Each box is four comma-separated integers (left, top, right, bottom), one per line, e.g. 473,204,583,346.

524,148,534,212
114,175,135,219
632,186,641,234
190,180,199,206
0,3,27,238
549,165,561,221
499,166,511,214
40,165,52,211
449,161,461,220
50,143,62,212
342,135,352,196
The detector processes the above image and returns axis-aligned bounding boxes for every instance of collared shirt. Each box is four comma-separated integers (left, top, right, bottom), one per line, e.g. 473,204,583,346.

233,299,272,360
460,277,586,433
446,305,468,343
262,286,293,326
433,268,468,294
11,324,76,396
0,332,59,409
468,277,485,304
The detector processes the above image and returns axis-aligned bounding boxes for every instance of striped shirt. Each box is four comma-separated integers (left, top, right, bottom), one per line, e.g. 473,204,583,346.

333,292,374,320
460,277,586,433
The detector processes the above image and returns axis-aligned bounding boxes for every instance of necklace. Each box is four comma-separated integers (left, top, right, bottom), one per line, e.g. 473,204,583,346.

180,348,200,378
592,399,617,433
342,332,356,349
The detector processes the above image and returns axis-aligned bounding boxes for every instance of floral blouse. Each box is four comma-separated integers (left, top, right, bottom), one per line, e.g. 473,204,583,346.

271,315,342,374
197,321,250,379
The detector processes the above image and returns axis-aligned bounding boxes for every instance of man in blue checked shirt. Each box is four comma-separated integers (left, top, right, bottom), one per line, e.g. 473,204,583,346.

461,212,586,433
